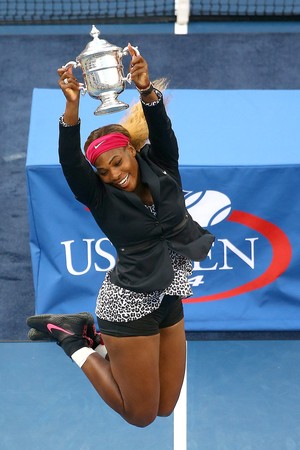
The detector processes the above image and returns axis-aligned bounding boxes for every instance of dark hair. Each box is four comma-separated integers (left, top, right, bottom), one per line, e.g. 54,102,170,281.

84,124,131,154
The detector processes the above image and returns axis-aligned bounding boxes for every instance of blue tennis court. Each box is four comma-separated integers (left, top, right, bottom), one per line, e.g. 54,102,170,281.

2,339,300,449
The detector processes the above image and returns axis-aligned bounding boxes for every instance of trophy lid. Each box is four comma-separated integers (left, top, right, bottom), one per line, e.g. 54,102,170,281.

77,25,121,58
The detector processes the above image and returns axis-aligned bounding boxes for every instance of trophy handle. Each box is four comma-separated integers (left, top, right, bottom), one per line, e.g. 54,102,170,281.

62,60,81,69
122,45,140,56
61,61,87,95
121,45,140,84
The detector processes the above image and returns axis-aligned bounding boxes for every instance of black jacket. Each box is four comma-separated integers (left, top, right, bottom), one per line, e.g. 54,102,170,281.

59,96,214,292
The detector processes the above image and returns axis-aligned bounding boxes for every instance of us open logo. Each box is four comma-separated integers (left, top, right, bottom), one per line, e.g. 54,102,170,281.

61,189,292,304
183,190,292,304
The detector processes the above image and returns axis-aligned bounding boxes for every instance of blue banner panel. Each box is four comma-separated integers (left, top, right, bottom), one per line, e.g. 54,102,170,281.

26,88,300,330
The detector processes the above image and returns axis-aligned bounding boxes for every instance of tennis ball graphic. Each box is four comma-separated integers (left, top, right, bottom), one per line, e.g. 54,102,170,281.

185,190,232,227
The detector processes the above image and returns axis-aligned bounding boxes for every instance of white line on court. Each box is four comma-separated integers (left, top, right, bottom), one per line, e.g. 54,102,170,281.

173,343,187,450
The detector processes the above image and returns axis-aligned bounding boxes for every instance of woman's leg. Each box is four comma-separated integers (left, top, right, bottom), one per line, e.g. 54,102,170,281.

27,311,186,427
80,319,186,425
81,333,161,427
81,320,186,424
157,318,186,416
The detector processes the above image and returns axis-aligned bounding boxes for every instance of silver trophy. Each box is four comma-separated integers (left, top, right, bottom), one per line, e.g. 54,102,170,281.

63,25,139,115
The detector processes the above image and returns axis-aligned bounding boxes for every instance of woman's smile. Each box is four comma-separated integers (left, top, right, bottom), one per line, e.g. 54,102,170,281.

95,146,139,192
117,173,130,188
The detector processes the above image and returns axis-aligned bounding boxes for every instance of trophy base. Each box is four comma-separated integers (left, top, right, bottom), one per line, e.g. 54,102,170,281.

94,93,129,116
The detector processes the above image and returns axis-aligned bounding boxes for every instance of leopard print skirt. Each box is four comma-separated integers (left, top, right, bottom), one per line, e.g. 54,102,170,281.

95,249,193,322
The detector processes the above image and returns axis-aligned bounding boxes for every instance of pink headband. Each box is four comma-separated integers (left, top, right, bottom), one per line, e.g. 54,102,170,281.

86,132,130,166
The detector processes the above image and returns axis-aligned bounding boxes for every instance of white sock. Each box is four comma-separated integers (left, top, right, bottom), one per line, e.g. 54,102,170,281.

94,343,108,359
71,347,95,368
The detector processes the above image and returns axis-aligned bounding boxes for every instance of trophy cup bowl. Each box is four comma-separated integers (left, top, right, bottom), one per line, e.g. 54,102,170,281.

63,25,139,115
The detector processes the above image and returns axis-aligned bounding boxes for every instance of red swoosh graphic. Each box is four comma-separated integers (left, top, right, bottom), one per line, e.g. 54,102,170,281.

183,210,292,304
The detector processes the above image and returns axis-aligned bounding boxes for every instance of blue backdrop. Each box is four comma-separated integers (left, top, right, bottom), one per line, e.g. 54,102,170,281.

26,88,300,331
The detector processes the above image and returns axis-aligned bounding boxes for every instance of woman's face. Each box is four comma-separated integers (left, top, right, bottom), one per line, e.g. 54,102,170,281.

95,145,140,192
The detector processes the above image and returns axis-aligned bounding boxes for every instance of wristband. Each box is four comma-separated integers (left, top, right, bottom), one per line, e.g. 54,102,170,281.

136,82,154,96
141,89,163,107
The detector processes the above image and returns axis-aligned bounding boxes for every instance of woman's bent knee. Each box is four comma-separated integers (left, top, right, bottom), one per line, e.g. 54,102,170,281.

157,406,175,418
125,411,157,428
